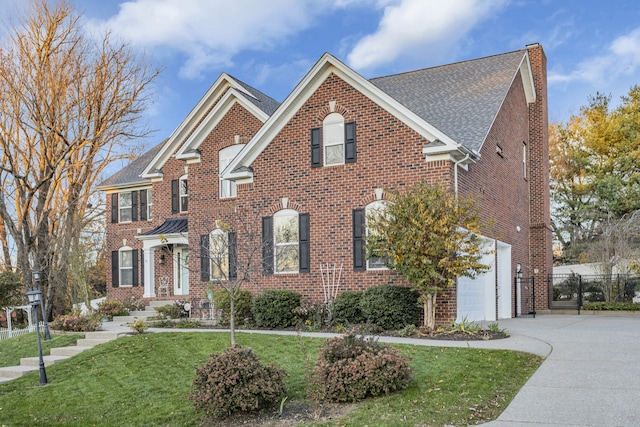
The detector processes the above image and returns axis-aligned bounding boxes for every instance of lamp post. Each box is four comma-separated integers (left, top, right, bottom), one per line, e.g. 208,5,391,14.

32,270,51,341
26,287,48,386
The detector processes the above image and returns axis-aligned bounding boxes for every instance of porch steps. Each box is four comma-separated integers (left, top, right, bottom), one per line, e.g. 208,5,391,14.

0,330,126,383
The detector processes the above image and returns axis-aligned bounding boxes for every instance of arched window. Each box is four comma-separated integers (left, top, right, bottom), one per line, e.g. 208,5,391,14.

209,229,229,279
179,175,188,212
366,200,390,270
219,145,244,199
274,209,299,273
323,113,345,166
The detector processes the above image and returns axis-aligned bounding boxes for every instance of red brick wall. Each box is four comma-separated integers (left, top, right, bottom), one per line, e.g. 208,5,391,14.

526,44,552,310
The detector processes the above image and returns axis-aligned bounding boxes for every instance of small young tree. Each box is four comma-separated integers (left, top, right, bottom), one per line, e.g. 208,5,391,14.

198,208,264,347
366,182,491,329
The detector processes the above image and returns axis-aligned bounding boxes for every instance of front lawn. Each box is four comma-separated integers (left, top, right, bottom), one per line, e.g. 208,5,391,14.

0,332,541,426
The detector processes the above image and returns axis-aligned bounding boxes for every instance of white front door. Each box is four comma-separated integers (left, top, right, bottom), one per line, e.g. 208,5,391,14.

175,247,189,295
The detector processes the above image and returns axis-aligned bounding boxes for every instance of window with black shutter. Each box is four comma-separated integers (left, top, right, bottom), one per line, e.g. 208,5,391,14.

111,194,118,223
299,213,310,273
171,180,179,213
200,234,210,282
262,216,273,274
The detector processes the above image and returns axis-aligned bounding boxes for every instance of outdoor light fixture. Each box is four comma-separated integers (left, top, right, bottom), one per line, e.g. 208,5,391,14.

516,264,523,279
26,286,48,386
32,270,50,340
159,254,165,265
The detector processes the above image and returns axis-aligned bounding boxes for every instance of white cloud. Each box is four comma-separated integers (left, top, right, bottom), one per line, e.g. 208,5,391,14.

346,0,508,71
88,0,327,79
549,28,640,85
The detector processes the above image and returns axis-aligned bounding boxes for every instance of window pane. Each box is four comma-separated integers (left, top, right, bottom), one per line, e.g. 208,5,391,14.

275,214,298,244
324,122,344,144
180,179,188,196
119,192,132,207
147,189,153,220
120,251,132,268
325,145,344,165
181,195,188,212
121,269,133,287
119,207,132,222
275,245,298,273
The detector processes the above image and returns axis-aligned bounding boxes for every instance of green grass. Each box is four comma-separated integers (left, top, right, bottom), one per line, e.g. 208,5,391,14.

0,332,541,426
0,332,83,367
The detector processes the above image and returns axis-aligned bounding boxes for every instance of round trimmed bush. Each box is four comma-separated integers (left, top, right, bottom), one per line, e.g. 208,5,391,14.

331,290,364,325
360,284,420,330
189,346,287,418
311,334,412,403
252,289,301,329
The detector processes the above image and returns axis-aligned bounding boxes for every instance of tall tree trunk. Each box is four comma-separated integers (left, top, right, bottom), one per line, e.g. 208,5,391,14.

229,291,236,347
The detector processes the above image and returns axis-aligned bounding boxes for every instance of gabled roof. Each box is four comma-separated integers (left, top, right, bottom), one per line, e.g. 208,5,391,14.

140,73,279,179
223,49,535,182
97,141,165,190
370,49,534,154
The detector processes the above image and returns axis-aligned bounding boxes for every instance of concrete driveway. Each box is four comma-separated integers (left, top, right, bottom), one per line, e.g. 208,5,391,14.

482,314,640,427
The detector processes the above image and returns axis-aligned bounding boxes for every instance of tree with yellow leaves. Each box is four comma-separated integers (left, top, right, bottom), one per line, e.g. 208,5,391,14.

366,182,491,330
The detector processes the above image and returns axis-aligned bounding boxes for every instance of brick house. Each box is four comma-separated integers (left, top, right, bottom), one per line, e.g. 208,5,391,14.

98,43,552,323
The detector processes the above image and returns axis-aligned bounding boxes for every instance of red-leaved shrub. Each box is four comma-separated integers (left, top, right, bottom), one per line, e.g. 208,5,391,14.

311,334,412,403
189,346,287,418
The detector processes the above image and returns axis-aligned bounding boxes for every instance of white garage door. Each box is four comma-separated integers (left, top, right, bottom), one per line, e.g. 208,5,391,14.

456,244,496,322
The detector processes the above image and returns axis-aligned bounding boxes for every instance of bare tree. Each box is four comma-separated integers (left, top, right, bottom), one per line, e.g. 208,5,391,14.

197,207,265,347
0,0,157,317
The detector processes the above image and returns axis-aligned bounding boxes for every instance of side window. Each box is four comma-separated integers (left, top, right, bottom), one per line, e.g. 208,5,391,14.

146,189,153,220
522,142,527,179
366,200,389,270
219,145,245,199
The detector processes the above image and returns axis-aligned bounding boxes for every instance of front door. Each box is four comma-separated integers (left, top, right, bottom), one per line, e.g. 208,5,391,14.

175,247,189,295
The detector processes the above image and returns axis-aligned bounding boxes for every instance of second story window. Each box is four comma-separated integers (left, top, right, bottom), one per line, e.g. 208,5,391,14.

219,145,244,199
180,177,188,212
119,192,132,222
323,113,345,166
172,176,188,214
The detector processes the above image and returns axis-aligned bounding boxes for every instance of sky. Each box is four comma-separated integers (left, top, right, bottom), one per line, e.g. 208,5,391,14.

2,0,640,152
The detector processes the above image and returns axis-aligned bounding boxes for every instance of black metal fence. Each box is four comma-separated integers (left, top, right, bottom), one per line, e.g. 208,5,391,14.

514,276,536,317
548,273,640,311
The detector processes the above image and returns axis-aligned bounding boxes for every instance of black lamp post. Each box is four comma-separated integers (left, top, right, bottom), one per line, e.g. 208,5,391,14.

26,287,48,386
32,270,51,341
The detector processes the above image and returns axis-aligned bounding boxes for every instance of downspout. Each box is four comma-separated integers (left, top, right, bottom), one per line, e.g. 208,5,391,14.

453,153,470,200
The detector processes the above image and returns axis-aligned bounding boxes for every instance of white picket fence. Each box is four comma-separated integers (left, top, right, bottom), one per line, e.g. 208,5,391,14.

0,322,42,340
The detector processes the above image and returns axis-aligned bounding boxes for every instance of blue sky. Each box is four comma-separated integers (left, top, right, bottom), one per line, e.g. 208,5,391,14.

3,0,640,152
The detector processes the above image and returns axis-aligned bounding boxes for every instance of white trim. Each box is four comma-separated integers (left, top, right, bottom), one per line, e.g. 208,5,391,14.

175,89,269,161
140,74,267,179
223,53,462,182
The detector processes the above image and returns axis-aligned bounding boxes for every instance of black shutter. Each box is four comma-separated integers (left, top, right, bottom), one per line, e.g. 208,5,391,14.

132,249,139,287
262,216,273,275
311,127,322,168
111,194,118,223
140,250,144,287
171,179,179,214
200,234,210,282
353,209,366,271
131,191,138,222
228,231,237,279
139,190,147,221
111,251,119,287
345,121,356,163
299,213,310,273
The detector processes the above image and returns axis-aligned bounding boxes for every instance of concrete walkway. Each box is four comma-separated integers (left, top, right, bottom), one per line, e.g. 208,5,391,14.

4,314,639,426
